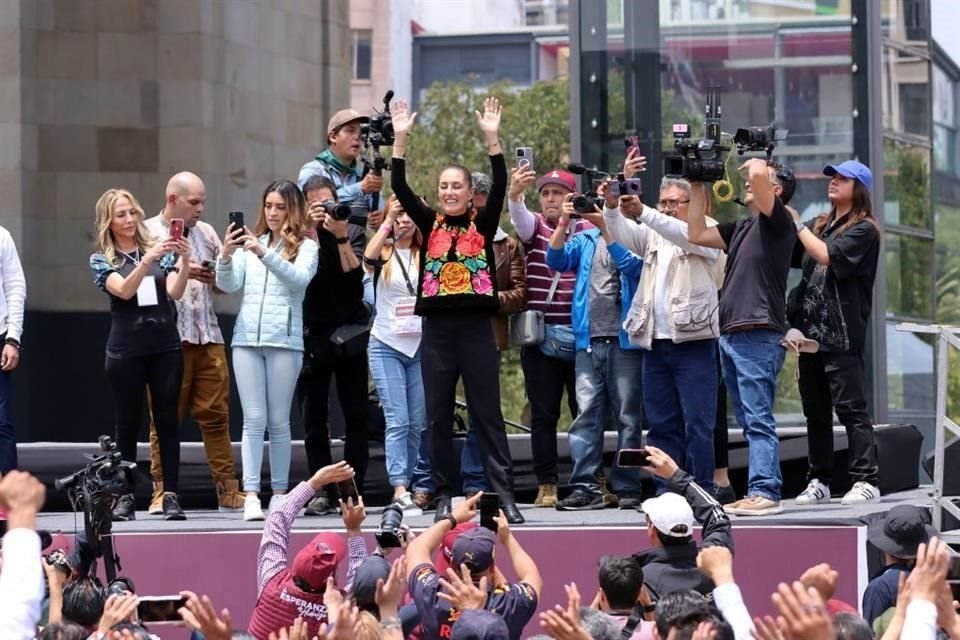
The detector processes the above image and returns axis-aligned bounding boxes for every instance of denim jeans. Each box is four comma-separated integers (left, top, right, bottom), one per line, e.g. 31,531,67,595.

410,427,487,494
233,346,303,493
718,329,786,502
644,339,717,493
0,368,14,473
368,337,427,488
567,340,644,497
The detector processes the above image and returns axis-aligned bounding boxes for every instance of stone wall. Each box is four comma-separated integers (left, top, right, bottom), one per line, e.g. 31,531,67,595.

2,0,350,311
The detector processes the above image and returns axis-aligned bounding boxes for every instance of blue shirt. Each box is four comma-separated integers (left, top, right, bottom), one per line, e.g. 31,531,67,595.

862,563,911,624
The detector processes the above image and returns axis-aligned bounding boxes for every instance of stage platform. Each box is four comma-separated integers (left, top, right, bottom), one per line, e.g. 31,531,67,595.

35,487,931,640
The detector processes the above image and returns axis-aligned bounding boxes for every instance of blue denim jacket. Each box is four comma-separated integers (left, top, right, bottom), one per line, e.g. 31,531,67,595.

298,157,374,210
545,228,643,352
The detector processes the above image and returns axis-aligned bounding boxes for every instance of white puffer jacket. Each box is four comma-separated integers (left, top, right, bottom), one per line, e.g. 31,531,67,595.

216,234,319,351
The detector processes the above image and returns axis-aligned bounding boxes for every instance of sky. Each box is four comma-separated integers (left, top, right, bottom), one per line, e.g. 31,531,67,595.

932,0,960,63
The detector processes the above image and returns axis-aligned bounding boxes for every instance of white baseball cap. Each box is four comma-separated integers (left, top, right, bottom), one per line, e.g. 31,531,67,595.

642,492,695,537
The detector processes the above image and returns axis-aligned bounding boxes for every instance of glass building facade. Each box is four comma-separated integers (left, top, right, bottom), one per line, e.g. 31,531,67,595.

569,0,938,455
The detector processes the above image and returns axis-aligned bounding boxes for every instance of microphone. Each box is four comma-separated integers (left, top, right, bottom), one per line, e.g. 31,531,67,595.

383,89,394,104
566,163,588,175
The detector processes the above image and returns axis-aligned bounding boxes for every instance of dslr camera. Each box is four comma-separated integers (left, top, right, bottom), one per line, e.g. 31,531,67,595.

375,504,404,549
733,126,785,159
322,200,353,222
663,86,728,182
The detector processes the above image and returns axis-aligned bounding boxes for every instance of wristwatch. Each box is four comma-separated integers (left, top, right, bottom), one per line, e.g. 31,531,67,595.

5,338,20,352
336,236,350,245
794,220,805,233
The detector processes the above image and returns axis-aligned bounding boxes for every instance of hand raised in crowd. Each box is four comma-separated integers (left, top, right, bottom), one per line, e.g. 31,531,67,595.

367,207,384,231
306,200,327,231
509,167,537,202
623,147,648,179
751,615,786,640
179,591,233,640
598,179,617,210
935,578,960,639
323,575,344,623
560,193,577,222
269,617,310,640
220,223,246,262
323,213,349,241
696,545,735,586
376,555,408,616
452,491,482,524
143,238,178,265
0,470,45,519
493,508,513,546
909,537,951,603
241,226,265,258
439,562,489,610
475,96,503,139
96,593,139,636
308,460,354,492
329,603,363,640
643,446,680,480
799,563,839,602
361,172,384,195
382,196,401,227
619,194,643,218
539,582,590,640
770,581,834,640
668,621,717,640
340,496,366,534
391,99,418,136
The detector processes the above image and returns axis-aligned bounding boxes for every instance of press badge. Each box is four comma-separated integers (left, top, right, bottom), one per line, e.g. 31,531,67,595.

136,276,159,307
394,297,421,336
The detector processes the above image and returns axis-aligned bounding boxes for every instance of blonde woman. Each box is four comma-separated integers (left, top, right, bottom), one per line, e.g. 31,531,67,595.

364,195,425,514
89,188,191,521
217,179,319,521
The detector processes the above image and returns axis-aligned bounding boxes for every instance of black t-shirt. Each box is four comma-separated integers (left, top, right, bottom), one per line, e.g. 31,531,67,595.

716,198,797,334
786,217,880,354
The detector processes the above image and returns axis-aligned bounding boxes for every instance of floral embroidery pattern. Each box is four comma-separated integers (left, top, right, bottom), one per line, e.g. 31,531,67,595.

422,214,493,298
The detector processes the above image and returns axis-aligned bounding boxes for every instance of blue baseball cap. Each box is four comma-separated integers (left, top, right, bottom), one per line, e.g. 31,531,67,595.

823,160,872,190
452,527,497,574
451,610,510,640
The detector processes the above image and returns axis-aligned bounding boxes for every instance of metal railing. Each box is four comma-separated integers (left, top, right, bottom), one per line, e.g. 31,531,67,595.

897,322,960,531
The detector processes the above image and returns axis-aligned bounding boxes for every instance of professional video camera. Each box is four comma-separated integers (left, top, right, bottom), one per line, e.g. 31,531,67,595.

664,86,728,182
733,126,787,159
567,163,607,214
56,435,137,581
359,90,395,212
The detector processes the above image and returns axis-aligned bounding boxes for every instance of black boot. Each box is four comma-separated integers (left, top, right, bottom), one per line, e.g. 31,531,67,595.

434,495,453,523
502,502,525,524
162,492,186,521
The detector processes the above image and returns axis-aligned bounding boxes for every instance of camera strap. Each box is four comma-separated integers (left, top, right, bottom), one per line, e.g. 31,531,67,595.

619,602,645,639
544,270,562,310
392,248,417,296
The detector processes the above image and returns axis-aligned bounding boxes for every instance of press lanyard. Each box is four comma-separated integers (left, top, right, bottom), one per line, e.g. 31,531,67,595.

118,250,141,266
393,249,416,296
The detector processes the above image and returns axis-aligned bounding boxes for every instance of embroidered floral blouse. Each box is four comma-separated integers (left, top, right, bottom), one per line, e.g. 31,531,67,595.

391,153,507,316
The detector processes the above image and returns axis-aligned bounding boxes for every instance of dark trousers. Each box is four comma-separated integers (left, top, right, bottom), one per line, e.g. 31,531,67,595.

105,350,184,492
300,331,370,492
0,367,16,473
714,342,728,469
799,351,879,486
520,345,577,485
422,315,515,501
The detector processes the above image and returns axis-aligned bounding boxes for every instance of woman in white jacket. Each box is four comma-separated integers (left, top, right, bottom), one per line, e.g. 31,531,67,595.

216,179,319,521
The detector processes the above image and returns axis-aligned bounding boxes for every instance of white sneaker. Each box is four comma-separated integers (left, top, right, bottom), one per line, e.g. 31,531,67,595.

841,481,881,505
243,495,265,521
795,479,832,506
268,494,285,512
393,492,423,517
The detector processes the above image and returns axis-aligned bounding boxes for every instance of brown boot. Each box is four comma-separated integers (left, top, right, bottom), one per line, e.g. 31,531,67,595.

598,471,619,508
216,479,245,513
534,484,558,508
148,481,164,515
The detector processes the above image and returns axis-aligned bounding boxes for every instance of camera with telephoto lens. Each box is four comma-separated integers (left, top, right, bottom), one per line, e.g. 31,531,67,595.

733,126,786,160
360,90,395,150
374,504,404,549
663,86,729,181
572,192,603,214
322,200,353,222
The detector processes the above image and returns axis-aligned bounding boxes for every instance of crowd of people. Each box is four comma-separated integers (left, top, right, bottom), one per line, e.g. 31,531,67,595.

0,447,954,640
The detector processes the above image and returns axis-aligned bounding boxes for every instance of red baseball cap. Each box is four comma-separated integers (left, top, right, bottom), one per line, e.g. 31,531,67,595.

291,532,347,591
536,170,576,194
435,522,478,574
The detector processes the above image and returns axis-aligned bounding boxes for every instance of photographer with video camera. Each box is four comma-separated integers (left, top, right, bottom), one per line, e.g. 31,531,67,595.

507,166,584,508
298,109,384,227
389,96,525,524
603,155,725,498
685,157,798,517
298,175,372,517
546,184,645,512
789,161,881,507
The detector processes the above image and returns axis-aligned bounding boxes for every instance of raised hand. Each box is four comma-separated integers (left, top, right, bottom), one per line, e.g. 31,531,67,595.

799,563,838,601
643,445,680,480
438,563,489,610
771,581,834,640
623,147,648,179
221,223,245,261
96,593,139,635
452,491,482,524
179,591,232,640
509,167,537,201
376,555,408,615
909,537,951,603
241,225,265,258
310,460,354,491
391,99,418,136
143,239,176,265
475,97,503,139
697,546,735,586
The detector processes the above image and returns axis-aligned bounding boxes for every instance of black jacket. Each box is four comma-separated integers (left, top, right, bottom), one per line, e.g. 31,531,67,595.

303,223,369,334
633,469,733,601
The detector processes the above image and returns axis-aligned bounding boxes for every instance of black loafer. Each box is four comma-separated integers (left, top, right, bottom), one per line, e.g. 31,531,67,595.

502,502,525,524
433,496,453,523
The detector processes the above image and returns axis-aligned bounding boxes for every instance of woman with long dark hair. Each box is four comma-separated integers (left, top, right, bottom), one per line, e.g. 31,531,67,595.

364,195,426,514
788,161,881,506
389,96,524,523
217,179,319,521
89,188,191,521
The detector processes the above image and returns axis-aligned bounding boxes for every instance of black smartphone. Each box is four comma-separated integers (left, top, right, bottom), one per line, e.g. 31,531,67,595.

480,493,500,532
516,147,534,171
202,260,216,272
949,555,960,581
137,596,187,623
617,449,653,468
228,211,244,231
624,134,640,156
338,478,360,503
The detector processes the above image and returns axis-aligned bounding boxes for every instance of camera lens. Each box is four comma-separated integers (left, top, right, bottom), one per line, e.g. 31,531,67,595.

375,504,404,549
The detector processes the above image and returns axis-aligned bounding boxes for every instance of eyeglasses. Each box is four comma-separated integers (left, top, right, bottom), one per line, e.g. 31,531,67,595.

657,199,690,211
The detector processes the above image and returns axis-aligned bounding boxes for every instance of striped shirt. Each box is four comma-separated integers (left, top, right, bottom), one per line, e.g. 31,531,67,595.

509,200,590,325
